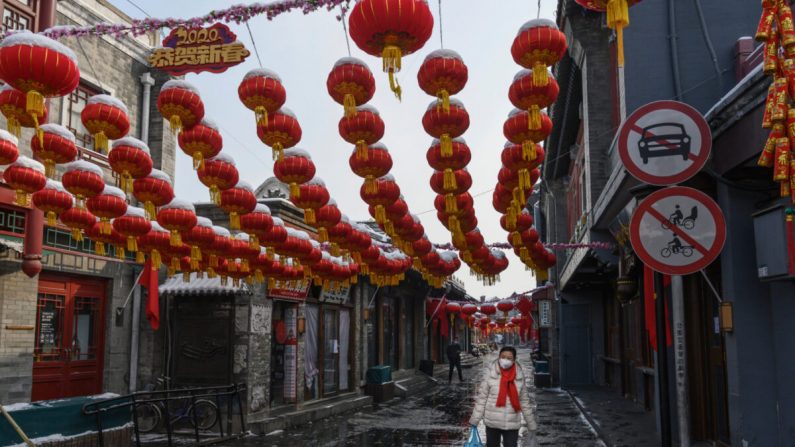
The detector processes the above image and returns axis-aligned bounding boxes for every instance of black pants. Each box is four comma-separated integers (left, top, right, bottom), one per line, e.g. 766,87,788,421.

485,427,519,447
448,358,463,382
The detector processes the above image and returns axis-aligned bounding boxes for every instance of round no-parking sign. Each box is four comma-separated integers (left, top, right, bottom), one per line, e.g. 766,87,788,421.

629,187,726,275
618,101,711,186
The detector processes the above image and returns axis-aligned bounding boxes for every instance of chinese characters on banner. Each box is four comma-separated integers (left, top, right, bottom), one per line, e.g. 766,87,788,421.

319,285,351,304
284,306,298,403
149,23,250,75
269,280,311,301
539,300,552,328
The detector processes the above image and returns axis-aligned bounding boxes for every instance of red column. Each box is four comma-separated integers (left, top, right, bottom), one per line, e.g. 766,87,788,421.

22,0,56,278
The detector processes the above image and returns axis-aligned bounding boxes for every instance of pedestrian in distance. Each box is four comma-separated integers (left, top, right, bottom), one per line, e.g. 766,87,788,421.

469,346,538,447
447,336,464,383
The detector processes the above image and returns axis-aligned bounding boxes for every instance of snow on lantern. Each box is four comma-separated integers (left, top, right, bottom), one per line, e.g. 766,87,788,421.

510,19,567,86
182,216,215,269
239,203,274,251
219,180,256,230
30,124,77,178
178,118,222,170
59,206,95,242
62,160,104,208
290,177,329,226
197,152,238,205
339,104,385,161
0,85,47,138
509,69,559,131
504,109,552,162
205,225,232,274
238,68,286,127
348,0,434,99
81,94,130,153
422,98,470,157
430,168,472,214
156,79,204,132
132,169,174,220
417,49,468,112
32,180,73,226
427,137,471,190
349,142,392,194
137,221,171,269
315,199,342,242
86,185,127,235
109,137,153,194
360,174,400,224
156,198,197,246
4,156,46,206
273,148,316,198
327,57,376,117
113,206,150,262
256,107,301,161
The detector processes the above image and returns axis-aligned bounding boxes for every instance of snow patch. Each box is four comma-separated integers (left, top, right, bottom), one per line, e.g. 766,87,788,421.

0,129,18,146
39,124,76,143
207,152,236,165
98,185,126,199
88,94,129,115
147,169,173,185
234,180,254,192
333,56,369,69
195,216,212,227
243,68,281,82
282,147,311,159
427,97,464,111
276,107,296,119
213,225,231,237
356,104,379,115
253,203,271,214
11,156,44,174
63,159,102,176
424,48,463,61
112,137,150,154
122,206,146,218
2,30,77,62
160,198,194,211
519,18,558,34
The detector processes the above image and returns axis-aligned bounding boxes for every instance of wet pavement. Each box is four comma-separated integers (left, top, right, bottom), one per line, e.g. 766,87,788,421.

213,347,604,447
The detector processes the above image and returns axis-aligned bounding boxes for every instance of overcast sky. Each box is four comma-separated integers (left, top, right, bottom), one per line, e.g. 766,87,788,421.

113,0,558,300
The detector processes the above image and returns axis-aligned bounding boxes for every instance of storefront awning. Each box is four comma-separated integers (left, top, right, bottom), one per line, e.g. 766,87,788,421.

159,273,251,296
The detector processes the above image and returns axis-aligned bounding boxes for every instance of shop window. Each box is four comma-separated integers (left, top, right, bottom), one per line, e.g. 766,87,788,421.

1,1,35,33
0,205,25,234
66,83,102,149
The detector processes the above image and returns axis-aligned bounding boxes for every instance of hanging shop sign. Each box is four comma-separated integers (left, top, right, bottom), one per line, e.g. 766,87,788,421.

538,300,552,328
618,100,711,186
319,285,351,305
630,186,726,275
269,280,310,301
149,23,250,75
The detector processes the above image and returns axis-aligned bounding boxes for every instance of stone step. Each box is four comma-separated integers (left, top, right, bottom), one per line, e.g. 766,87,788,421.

394,373,439,398
252,394,373,434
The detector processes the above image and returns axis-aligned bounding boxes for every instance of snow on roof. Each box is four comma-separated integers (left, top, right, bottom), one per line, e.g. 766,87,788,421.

112,137,150,154
2,30,77,62
88,94,129,115
161,79,199,94
424,49,463,61
243,68,282,82
0,129,18,146
39,124,76,143
160,272,250,296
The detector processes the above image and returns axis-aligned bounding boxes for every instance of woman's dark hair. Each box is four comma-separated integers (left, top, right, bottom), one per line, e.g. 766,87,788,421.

499,346,517,358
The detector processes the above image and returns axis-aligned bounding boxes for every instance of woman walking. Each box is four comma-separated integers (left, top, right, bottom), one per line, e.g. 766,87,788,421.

469,346,537,447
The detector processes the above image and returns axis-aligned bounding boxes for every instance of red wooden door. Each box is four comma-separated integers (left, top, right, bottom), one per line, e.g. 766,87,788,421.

32,274,106,401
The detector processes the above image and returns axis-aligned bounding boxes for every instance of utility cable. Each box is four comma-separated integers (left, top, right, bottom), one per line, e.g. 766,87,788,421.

438,0,444,49
340,3,352,57
245,20,264,68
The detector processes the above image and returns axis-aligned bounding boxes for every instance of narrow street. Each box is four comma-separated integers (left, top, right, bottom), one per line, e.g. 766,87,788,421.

222,348,602,446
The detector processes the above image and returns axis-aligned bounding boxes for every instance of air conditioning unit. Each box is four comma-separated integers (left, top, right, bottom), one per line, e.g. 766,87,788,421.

752,205,795,281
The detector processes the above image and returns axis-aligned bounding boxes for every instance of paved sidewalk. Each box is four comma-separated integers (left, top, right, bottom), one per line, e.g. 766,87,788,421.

568,386,659,447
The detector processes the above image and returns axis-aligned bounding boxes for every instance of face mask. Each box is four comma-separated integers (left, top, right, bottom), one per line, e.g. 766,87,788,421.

499,358,514,370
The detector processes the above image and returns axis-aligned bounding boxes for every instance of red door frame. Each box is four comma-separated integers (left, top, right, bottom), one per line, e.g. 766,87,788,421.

32,273,106,401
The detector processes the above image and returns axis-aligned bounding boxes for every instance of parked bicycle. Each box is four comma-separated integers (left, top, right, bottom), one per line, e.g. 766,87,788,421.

135,376,219,433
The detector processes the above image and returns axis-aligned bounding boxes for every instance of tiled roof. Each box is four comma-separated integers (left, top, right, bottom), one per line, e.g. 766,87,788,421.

159,272,251,296
0,237,23,254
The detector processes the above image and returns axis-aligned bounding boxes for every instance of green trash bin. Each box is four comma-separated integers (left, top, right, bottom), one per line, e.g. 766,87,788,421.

366,365,392,384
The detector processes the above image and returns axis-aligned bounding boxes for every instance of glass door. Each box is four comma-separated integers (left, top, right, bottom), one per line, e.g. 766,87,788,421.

322,308,339,395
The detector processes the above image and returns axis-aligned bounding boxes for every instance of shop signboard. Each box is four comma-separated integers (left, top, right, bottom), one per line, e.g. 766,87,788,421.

149,23,250,75
283,306,298,403
269,280,310,301
319,285,351,305
538,300,552,328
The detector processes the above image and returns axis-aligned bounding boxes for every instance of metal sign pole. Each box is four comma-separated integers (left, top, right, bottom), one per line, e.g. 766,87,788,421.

671,275,690,447
655,271,672,447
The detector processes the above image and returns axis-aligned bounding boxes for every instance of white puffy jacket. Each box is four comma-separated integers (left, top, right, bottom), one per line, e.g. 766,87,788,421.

469,360,537,431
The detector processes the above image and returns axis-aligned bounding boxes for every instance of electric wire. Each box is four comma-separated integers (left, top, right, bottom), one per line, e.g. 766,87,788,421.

438,0,444,49
340,3,352,57
245,21,264,68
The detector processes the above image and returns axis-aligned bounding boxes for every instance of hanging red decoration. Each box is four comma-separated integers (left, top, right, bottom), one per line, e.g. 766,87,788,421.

509,69,560,130
360,174,400,224
273,148,316,198
181,215,216,269
504,109,553,161
480,303,497,317
178,118,222,170
219,180,256,230
426,137,471,190
510,19,567,86
86,185,128,236
30,124,77,178
290,177,330,225
4,156,46,207
59,206,95,242
502,209,534,246
0,129,19,165
62,160,105,208
256,107,301,161
132,169,174,219
238,68,286,126
229,233,260,273
108,137,153,194
156,79,205,132
32,180,74,227
239,204,274,251
422,99,470,157
137,222,171,269
347,0,434,99
417,49,469,112
260,217,288,254
205,225,232,275
574,1,638,67
327,57,376,117
339,105,385,161
349,143,392,194
430,169,472,214
327,215,354,257
86,219,126,258
315,199,342,242
113,206,150,262
502,142,545,173
81,94,130,153
0,85,47,138
197,152,239,205
156,198,197,247
0,32,80,134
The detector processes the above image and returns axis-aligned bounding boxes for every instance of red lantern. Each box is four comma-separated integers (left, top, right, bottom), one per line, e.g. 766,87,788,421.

339,105,385,161
327,215,353,257
86,219,125,258
503,209,534,246
430,169,472,214
256,107,301,161
4,156,46,206
0,129,19,165
260,217,288,252
417,49,468,112
229,233,259,273
240,204,274,251
59,206,95,242
219,180,257,230
32,180,73,227
81,94,130,153
327,57,376,117
0,85,47,138
509,69,560,130
197,152,239,204
156,79,204,132
350,143,392,194
360,174,400,224
290,177,329,225
109,137,153,194
502,141,545,178
62,160,105,208
0,32,79,129
348,0,434,99
178,118,222,169
480,303,497,317
516,296,533,315
426,137,471,180
315,199,342,242
137,222,171,269
238,68,286,126
30,124,77,178
156,199,197,247
86,185,128,236
273,148,316,198
132,169,174,219
205,225,232,274
511,19,567,86
504,109,553,162
113,206,151,262
422,99,470,157
182,216,215,269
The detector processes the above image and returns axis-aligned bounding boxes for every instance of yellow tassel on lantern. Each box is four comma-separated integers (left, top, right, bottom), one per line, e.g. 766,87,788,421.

170,256,180,272
207,267,217,278
242,259,250,273
522,141,537,162
136,250,145,264
343,94,357,118
169,230,182,247
383,45,403,100
290,182,301,199
385,219,395,235
463,251,473,263
318,227,329,242
192,152,205,170
169,115,182,133
528,105,542,130
356,140,369,161
126,236,138,253
101,220,111,236
7,117,20,138
46,211,57,227
448,215,461,235
209,186,220,205
255,270,264,283
182,272,190,282
95,241,106,257
249,235,260,251
445,194,458,214
606,0,630,68
255,106,268,127
144,201,156,220
116,247,126,260
229,212,240,230
364,176,378,194
26,90,44,116
304,208,316,225
43,160,56,179
94,132,109,154
512,231,522,247
375,205,386,224
532,62,549,87
151,249,161,269
272,142,284,161
437,89,451,113
443,168,457,191
440,134,453,157
453,230,466,248
13,191,28,207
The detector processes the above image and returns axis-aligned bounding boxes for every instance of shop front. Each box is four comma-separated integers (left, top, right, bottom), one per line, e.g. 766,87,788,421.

269,282,309,406
304,285,353,400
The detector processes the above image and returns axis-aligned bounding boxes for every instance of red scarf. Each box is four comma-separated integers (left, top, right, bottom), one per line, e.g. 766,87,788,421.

495,365,521,412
